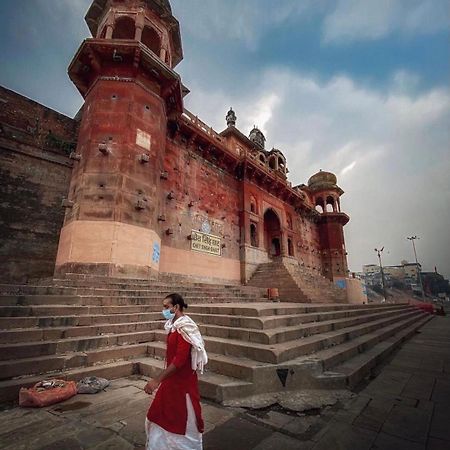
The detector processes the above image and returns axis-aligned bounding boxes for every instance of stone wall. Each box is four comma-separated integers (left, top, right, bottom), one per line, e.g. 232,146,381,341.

158,140,242,281
0,86,78,282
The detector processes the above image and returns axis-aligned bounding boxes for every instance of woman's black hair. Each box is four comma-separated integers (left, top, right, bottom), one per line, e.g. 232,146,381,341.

165,293,188,310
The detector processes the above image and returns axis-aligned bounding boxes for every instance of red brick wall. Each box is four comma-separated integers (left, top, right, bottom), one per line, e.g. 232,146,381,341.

160,140,241,260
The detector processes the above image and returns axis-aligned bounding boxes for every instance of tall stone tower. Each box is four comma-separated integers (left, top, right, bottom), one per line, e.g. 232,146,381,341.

307,170,349,280
55,0,183,278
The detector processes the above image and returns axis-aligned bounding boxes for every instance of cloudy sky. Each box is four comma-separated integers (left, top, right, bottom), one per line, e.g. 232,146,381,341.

1,0,449,277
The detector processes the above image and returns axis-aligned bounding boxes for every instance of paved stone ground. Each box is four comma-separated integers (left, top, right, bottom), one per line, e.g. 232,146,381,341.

0,314,448,450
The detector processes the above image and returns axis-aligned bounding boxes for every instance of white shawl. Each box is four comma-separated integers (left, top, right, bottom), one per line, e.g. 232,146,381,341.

164,315,208,374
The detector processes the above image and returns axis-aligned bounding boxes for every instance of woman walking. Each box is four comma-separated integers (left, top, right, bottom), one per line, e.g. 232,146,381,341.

144,293,208,450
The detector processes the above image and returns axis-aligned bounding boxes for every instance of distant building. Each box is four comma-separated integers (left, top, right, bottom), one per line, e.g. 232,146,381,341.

362,261,421,289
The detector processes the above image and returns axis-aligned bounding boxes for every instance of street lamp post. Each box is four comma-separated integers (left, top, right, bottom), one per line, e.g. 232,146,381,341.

407,236,425,300
374,247,387,302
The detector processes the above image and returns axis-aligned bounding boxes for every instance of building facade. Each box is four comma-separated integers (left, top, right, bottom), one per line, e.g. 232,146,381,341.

0,0,350,285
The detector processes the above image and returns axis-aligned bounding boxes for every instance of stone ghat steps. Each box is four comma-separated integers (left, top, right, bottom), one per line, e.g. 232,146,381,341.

0,301,431,404
187,305,407,330
0,361,137,404
0,306,409,345
286,265,348,303
0,286,262,299
0,328,157,361
314,314,433,389
195,307,413,345
0,312,164,329
138,310,431,401
0,293,260,307
0,320,164,344
0,280,264,294
0,343,149,381
148,308,423,364
137,358,253,403
0,304,404,330
249,261,347,303
186,302,399,317
0,305,178,318
39,278,264,292
0,311,430,404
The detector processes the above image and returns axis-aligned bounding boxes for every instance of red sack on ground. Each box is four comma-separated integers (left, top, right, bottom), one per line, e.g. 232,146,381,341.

19,379,77,408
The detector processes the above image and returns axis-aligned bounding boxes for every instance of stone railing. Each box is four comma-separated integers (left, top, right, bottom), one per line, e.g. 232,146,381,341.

181,110,224,144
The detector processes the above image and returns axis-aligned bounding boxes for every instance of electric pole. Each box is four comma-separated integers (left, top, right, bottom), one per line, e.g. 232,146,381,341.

374,247,387,302
407,236,425,300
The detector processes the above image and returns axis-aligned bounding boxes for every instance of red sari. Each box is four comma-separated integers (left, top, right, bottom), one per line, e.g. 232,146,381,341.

147,329,204,435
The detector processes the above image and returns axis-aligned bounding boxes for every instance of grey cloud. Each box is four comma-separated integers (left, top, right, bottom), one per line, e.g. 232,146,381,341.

171,0,321,49
322,0,449,44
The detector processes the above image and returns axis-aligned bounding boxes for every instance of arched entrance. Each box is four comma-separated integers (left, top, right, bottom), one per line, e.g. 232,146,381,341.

264,209,281,258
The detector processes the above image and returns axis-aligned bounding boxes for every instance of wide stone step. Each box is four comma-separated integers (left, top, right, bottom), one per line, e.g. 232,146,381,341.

315,314,433,388
0,294,259,307
0,360,135,403
0,330,155,361
147,311,429,394
0,312,164,329
0,283,263,296
152,309,422,364
0,343,149,380
0,305,164,317
290,311,428,371
0,320,164,344
194,307,414,345
187,302,404,318
137,358,253,403
189,305,409,330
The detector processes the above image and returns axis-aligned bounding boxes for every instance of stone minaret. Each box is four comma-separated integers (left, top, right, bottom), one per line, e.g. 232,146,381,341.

308,170,349,281
55,0,183,278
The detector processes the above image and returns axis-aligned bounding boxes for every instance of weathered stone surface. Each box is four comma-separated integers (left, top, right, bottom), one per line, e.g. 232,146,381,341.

203,416,272,450
311,421,377,450
252,432,313,450
381,404,432,444
223,389,354,412
370,432,425,450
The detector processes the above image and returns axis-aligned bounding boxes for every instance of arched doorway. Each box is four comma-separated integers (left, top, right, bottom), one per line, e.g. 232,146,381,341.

264,209,281,258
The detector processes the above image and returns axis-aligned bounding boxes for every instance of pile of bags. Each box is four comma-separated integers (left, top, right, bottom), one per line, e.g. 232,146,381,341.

19,376,110,408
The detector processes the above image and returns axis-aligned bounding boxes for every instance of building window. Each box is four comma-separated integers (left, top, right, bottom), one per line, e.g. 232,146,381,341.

326,196,335,213
250,223,258,247
315,197,324,213
268,156,276,170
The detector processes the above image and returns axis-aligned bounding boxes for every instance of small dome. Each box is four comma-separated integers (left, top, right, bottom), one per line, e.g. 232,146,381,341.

308,169,338,191
249,127,266,149
268,147,285,157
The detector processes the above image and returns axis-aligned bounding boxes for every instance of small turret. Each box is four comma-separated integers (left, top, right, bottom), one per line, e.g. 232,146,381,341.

226,107,237,127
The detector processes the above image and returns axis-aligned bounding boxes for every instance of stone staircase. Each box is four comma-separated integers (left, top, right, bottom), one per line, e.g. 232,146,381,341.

0,275,264,403
248,259,347,303
139,302,432,402
0,275,432,405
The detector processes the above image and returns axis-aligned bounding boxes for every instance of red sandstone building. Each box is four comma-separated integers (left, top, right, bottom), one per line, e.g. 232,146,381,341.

0,0,353,296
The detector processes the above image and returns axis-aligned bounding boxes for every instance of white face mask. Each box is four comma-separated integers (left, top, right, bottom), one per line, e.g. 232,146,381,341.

162,308,175,320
